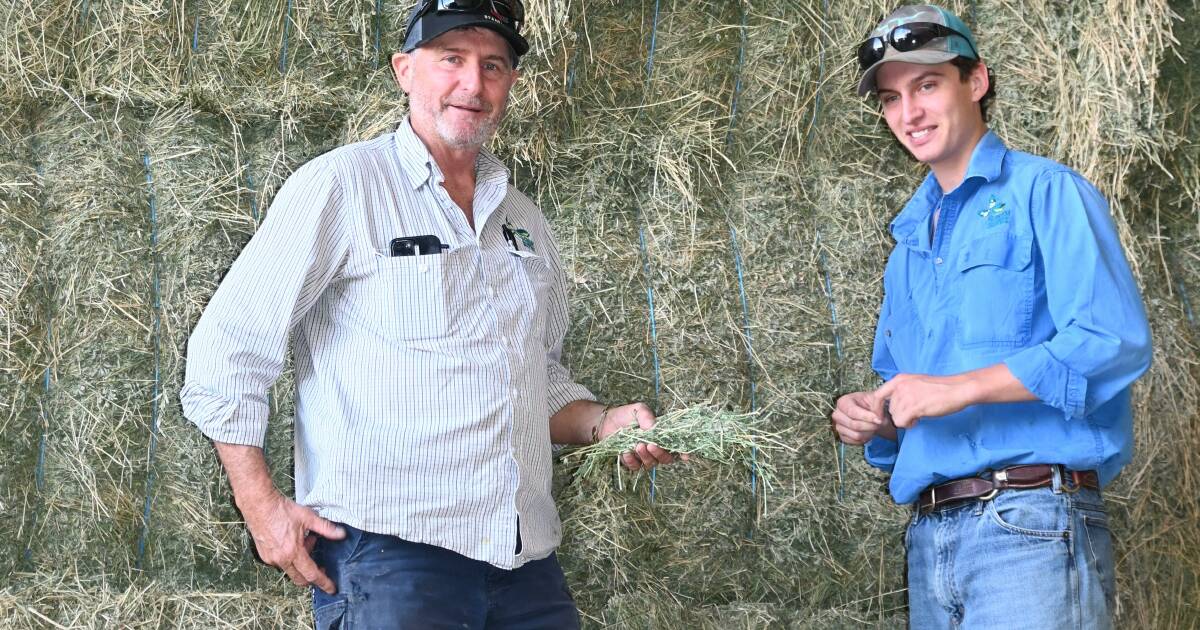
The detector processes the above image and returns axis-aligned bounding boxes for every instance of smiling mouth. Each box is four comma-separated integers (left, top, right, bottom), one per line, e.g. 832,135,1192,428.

908,126,935,140
447,102,490,114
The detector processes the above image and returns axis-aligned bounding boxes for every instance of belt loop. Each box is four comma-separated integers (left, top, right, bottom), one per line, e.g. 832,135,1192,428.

1050,464,1064,494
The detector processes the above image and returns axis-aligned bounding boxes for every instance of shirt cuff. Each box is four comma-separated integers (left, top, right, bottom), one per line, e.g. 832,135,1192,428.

1004,345,1088,419
180,382,270,447
864,435,899,471
547,381,597,417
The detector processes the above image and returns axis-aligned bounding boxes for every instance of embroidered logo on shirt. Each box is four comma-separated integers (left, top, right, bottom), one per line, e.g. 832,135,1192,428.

513,228,535,251
978,195,1009,227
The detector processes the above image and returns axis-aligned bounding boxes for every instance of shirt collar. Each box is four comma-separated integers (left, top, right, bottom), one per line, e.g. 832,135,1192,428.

392,116,510,191
889,130,1008,248
960,129,1007,185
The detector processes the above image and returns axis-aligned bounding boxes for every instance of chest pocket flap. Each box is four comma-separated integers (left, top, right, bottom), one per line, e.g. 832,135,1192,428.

957,231,1032,272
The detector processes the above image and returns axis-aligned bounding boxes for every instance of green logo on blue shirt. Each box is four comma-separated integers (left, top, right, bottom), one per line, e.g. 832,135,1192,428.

979,195,1008,227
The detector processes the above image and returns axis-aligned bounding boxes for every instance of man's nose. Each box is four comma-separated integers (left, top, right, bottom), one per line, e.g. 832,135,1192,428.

901,94,922,125
457,63,484,94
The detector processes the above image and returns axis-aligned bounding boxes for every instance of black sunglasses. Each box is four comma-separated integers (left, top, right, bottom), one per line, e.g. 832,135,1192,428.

857,22,978,71
407,0,525,34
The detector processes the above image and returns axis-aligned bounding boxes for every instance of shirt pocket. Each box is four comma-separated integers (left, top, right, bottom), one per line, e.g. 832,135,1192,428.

368,253,449,341
881,290,925,362
509,250,551,314
955,231,1034,347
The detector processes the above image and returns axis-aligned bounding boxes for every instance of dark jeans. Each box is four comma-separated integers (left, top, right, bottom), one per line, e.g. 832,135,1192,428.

311,523,580,630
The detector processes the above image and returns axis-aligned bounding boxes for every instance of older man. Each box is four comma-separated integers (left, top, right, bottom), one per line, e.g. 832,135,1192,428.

182,1,677,627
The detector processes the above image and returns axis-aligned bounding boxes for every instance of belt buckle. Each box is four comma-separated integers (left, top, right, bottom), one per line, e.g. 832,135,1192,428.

978,469,1003,502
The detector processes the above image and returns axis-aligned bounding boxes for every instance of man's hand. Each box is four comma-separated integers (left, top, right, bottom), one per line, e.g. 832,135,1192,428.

595,402,686,470
871,365,1036,429
832,391,896,444
240,490,346,594
872,373,974,429
213,442,346,594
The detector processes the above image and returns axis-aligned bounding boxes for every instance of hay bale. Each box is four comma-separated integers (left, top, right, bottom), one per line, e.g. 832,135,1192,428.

13,100,154,580
0,105,45,581
0,0,1196,626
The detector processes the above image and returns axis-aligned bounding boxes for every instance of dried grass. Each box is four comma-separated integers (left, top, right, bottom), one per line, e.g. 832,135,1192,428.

0,0,1196,627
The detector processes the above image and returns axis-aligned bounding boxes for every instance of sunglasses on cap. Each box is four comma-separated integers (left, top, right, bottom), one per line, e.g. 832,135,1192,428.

407,0,525,34
857,22,979,71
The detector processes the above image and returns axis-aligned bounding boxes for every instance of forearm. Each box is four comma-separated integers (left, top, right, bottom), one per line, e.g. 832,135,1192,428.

960,363,1038,405
549,400,606,445
213,441,283,511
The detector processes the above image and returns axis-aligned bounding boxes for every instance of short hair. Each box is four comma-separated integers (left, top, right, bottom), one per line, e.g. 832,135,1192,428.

949,56,996,123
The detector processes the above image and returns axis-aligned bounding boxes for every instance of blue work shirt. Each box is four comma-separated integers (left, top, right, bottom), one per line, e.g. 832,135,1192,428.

865,131,1152,504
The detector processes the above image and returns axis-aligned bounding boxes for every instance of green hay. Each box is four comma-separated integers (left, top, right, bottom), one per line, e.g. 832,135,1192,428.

562,406,787,490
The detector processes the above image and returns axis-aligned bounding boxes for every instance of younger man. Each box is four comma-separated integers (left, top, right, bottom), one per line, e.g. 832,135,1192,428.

831,5,1152,628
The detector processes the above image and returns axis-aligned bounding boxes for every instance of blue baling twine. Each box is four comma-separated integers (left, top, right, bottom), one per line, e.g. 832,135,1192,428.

1167,249,1197,328
244,163,261,223
807,0,828,146
722,2,760,517
373,0,383,70
565,17,585,96
1180,280,1196,327
637,226,662,501
807,0,846,501
25,329,51,566
633,0,665,501
279,0,293,74
135,152,164,569
729,228,757,499
725,3,748,149
816,232,847,501
24,150,50,567
643,0,661,95
192,14,201,51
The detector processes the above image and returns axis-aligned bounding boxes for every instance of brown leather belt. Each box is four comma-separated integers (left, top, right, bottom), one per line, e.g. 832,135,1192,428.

917,464,1099,513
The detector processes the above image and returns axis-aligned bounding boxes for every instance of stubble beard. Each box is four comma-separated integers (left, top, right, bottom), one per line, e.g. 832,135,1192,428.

413,90,508,150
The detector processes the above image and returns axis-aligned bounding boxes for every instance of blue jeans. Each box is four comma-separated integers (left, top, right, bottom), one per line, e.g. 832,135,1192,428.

311,524,579,630
906,471,1116,629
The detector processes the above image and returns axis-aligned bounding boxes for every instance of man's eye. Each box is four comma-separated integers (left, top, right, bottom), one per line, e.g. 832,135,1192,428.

919,82,936,92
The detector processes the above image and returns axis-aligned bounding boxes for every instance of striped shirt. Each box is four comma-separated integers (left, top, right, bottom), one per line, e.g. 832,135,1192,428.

181,118,594,569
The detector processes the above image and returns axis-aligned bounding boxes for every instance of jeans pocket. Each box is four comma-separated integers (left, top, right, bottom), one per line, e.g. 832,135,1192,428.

1079,508,1117,612
985,490,1070,539
313,599,348,630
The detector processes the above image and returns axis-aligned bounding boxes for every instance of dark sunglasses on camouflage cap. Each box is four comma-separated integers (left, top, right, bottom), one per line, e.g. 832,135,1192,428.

856,4,980,97
403,0,529,57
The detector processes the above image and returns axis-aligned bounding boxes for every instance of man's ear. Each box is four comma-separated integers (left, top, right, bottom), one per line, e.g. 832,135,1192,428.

391,52,412,94
970,61,989,103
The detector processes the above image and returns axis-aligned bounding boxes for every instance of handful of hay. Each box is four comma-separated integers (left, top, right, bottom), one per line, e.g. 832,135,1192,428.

561,406,790,491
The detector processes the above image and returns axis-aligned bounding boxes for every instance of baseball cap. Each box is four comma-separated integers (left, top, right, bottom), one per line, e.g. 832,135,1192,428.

402,0,529,58
857,5,979,96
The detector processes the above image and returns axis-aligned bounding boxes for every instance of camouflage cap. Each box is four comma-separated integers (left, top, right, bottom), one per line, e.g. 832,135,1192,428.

857,4,979,97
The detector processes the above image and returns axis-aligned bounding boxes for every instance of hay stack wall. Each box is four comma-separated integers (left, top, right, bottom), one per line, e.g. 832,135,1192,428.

1,0,1197,627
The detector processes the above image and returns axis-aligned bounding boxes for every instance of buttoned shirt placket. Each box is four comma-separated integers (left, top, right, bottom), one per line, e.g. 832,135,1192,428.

427,158,524,559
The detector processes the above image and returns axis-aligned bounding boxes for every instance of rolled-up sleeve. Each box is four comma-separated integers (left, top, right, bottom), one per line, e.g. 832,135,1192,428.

181,161,350,447
1003,170,1152,419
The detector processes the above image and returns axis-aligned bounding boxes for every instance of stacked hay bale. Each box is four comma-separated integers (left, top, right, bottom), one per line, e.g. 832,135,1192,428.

0,0,1196,627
